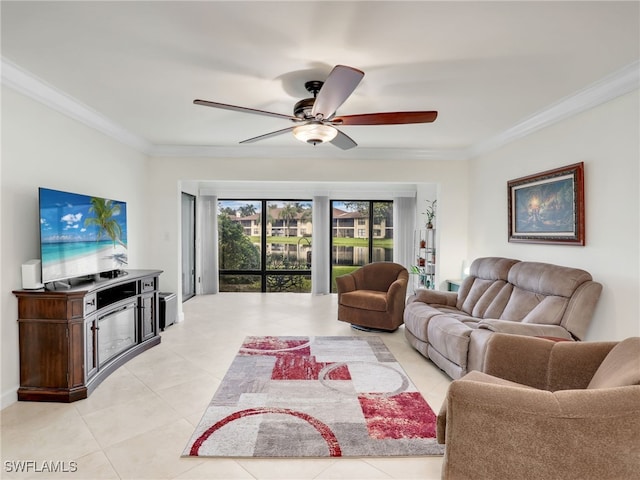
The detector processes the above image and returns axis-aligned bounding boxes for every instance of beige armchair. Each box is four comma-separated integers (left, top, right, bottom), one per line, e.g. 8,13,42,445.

438,334,640,480
336,262,408,332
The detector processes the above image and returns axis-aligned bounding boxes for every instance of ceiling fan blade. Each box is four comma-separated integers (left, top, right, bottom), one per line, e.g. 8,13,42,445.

194,99,300,122
331,111,438,126
238,126,296,144
311,65,364,120
330,129,358,150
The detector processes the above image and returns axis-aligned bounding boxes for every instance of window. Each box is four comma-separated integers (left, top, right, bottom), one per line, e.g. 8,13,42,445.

218,200,313,292
330,200,393,292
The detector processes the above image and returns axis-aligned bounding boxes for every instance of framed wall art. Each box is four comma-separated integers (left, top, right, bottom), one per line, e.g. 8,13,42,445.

507,162,585,245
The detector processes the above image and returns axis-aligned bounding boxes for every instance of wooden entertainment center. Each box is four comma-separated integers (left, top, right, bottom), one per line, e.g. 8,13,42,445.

13,269,162,402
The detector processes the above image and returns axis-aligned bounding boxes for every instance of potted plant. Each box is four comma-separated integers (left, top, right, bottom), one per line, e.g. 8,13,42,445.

423,199,437,229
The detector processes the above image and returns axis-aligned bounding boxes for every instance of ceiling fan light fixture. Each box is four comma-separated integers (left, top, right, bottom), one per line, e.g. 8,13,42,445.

293,122,338,145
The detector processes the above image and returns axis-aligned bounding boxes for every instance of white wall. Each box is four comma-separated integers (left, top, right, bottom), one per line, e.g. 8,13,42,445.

1,88,150,407
467,90,640,341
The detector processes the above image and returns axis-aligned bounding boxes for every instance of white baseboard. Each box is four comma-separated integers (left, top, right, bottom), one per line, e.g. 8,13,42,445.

1,387,18,410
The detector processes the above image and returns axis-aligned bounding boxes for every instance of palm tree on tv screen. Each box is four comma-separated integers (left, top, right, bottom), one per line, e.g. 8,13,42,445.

85,197,124,247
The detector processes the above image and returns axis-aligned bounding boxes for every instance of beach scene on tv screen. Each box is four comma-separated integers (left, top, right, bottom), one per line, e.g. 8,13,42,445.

40,188,128,283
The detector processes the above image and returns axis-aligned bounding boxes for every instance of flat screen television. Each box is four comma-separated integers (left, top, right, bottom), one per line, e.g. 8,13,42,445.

39,187,128,285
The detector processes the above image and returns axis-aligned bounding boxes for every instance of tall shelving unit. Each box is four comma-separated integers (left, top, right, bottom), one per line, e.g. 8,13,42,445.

412,228,436,291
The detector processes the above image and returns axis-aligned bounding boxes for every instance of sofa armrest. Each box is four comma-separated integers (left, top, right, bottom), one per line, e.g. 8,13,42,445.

440,376,640,480
478,319,572,339
386,278,408,313
545,340,617,391
335,273,356,295
387,277,406,297
562,280,603,340
482,333,618,391
482,333,556,389
407,288,457,307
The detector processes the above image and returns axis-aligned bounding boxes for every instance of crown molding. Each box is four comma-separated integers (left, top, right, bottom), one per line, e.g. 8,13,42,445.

3,57,638,161
467,60,640,159
1,57,152,153
146,144,468,161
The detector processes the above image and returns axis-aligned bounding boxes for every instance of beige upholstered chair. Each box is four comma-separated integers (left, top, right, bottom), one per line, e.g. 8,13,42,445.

336,262,408,331
438,334,640,480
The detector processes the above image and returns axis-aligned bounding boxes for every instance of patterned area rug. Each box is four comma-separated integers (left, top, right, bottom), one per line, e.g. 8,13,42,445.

183,336,445,458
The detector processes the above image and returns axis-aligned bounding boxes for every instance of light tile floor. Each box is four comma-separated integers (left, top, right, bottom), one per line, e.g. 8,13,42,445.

1,293,451,479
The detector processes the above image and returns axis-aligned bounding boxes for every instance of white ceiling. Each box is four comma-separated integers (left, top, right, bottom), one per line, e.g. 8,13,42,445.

1,1,639,159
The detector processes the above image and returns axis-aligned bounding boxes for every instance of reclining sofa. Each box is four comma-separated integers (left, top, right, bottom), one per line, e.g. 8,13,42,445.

404,257,603,379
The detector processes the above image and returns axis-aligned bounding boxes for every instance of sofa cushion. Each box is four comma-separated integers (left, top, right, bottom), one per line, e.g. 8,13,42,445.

482,283,513,318
500,287,568,324
500,287,542,320
471,257,520,280
456,257,519,316
427,316,474,369
587,337,640,389
404,303,444,339
458,279,504,315
340,290,387,312
521,296,568,325
478,319,572,339
508,261,592,297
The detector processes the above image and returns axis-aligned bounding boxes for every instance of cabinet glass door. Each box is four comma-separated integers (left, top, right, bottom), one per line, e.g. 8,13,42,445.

98,303,136,365
140,293,155,340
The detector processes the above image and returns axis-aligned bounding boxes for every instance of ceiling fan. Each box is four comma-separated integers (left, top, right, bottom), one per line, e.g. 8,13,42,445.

193,65,438,150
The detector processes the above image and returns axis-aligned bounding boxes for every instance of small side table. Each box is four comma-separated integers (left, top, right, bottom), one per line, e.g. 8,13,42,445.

447,279,462,292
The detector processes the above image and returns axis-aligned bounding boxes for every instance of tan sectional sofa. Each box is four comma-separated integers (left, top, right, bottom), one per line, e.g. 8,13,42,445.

404,257,603,379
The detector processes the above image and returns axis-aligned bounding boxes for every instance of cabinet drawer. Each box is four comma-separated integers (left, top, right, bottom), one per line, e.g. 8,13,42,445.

84,294,97,315
141,278,156,292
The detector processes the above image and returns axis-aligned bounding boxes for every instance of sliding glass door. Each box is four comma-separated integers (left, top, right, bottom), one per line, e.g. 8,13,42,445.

330,200,393,292
218,200,313,292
